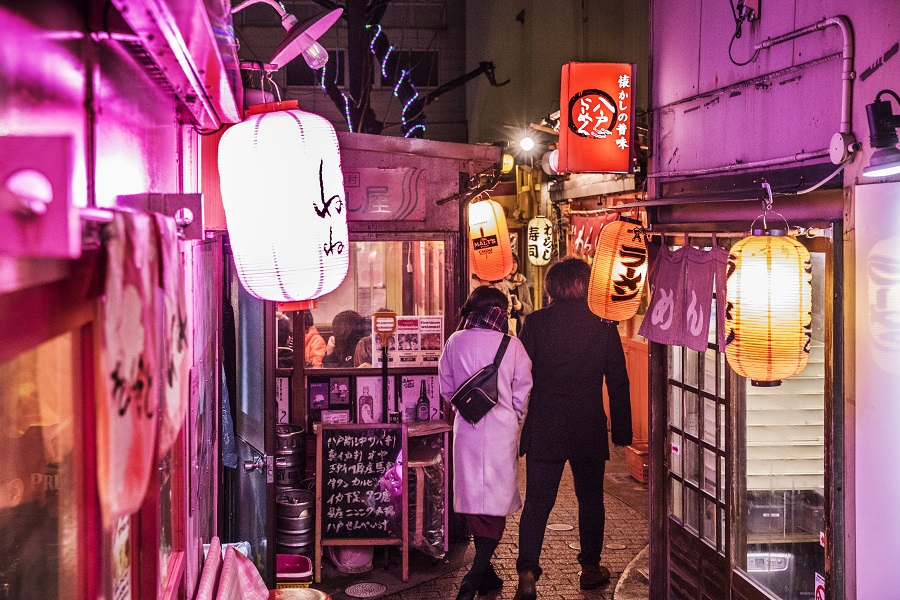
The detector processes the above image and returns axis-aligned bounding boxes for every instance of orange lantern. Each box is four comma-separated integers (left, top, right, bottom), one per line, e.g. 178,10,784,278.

588,217,648,321
468,198,513,281
724,232,812,386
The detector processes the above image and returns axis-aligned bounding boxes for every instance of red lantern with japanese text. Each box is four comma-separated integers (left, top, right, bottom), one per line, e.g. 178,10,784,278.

468,198,513,282
558,62,636,174
588,217,648,321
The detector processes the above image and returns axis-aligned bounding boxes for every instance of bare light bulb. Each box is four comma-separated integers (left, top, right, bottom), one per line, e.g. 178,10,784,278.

519,136,535,152
299,32,329,70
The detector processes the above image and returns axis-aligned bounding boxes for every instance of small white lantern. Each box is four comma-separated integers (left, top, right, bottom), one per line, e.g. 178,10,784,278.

218,108,349,302
527,216,553,266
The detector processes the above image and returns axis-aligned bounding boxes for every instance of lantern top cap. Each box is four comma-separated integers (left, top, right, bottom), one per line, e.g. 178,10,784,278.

751,228,788,236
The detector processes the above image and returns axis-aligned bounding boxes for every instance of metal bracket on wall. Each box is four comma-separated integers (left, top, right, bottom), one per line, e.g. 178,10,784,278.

116,193,205,240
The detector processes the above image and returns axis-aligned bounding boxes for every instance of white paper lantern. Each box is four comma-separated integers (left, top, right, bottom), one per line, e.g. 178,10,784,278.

218,108,349,302
527,216,553,266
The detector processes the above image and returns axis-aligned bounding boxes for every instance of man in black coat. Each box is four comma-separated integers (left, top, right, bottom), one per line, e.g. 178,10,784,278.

513,257,633,599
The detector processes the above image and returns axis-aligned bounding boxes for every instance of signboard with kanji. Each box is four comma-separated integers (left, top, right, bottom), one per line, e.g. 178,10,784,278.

558,62,636,174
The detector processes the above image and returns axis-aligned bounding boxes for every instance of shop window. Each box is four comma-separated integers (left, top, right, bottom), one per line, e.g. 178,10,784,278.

278,240,445,371
0,331,79,599
739,250,826,599
666,250,728,554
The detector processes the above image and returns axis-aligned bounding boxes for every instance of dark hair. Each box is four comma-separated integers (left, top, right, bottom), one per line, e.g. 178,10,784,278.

544,257,591,301
331,310,367,362
277,313,292,347
460,286,508,319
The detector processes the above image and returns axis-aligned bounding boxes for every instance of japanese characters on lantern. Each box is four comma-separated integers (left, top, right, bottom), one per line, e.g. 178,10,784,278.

724,233,813,386
588,218,648,321
558,62,636,174
218,107,349,302
527,216,553,266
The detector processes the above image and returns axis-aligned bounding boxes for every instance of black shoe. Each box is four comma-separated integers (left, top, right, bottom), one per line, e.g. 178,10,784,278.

456,574,479,600
477,563,503,595
579,564,611,590
512,570,536,600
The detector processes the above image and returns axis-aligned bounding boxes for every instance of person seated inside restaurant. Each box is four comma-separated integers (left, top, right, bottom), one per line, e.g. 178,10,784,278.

302,310,326,368
323,310,368,368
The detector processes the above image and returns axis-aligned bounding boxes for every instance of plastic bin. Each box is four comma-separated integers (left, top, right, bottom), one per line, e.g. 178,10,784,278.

625,443,649,484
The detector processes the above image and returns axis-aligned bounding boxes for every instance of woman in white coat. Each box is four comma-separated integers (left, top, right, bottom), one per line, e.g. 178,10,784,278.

439,286,533,600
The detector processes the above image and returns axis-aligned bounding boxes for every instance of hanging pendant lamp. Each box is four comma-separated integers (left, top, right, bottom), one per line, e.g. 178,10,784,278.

218,105,349,302
468,197,513,281
724,229,812,386
588,216,648,321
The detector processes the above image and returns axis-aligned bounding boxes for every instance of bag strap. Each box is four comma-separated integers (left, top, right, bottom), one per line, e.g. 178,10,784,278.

492,335,511,368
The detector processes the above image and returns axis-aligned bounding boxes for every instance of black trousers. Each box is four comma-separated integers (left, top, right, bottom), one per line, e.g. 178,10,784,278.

515,458,607,579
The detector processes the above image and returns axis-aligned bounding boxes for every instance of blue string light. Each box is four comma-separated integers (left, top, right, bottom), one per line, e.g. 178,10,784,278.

342,94,354,133
367,24,425,137
405,123,426,137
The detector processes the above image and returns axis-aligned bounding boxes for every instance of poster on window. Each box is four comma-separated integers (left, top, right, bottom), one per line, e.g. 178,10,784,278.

356,376,397,423
558,62,636,174
399,374,441,422
372,316,443,367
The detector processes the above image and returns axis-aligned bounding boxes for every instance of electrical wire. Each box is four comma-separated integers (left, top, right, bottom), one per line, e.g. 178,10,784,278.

727,0,760,66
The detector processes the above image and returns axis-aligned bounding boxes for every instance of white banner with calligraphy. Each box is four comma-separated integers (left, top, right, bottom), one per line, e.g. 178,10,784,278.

639,245,728,352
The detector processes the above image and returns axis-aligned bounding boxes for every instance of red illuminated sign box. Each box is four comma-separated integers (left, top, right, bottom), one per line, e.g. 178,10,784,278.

558,62,636,174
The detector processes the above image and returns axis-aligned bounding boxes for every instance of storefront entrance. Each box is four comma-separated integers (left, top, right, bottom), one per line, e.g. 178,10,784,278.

649,230,842,600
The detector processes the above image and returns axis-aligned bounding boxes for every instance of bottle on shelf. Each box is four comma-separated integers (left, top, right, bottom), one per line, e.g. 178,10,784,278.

416,379,430,422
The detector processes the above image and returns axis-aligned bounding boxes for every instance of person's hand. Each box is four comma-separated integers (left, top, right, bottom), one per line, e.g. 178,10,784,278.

511,296,523,312
325,336,335,354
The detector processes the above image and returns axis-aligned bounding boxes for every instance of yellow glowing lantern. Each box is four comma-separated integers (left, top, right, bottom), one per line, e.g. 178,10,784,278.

218,105,349,302
468,198,513,282
724,232,812,386
588,217,648,321
527,216,553,266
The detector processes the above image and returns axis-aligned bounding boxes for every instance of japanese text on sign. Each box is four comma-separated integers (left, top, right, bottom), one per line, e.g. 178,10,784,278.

559,62,636,173
320,426,403,540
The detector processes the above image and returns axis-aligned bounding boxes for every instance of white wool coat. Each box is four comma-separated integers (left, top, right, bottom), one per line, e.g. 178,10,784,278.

439,328,532,516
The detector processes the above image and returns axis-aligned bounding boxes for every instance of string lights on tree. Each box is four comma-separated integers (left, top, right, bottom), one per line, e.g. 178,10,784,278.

367,23,426,138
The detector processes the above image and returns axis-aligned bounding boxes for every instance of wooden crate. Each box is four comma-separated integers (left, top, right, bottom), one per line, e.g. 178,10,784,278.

625,443,649,484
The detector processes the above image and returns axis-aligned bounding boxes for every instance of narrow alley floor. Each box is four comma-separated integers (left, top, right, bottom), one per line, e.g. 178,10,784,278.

314,444,650,600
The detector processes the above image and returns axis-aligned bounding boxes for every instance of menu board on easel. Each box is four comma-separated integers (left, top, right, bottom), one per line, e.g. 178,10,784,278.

314,423,408,582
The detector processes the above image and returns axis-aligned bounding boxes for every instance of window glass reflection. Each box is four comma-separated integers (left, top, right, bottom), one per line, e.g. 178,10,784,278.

277,240,445,369
0,332,78,600
742,251,826,600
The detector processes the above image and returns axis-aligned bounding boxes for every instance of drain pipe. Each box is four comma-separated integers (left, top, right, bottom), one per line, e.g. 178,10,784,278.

652,15,857,179
755,16,854,137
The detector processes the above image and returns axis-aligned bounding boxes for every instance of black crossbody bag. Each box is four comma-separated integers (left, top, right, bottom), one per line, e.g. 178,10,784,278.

450,335,511,424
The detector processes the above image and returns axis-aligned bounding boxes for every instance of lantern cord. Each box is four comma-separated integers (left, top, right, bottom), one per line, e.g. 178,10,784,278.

751,210,791,233
266,71,282,102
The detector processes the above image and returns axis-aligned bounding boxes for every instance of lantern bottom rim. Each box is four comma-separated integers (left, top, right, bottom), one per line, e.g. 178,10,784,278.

750,379,782,387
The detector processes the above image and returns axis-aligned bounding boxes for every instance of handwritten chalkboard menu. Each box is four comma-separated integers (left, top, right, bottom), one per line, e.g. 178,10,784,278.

319,424,404,538
315,423,409,582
